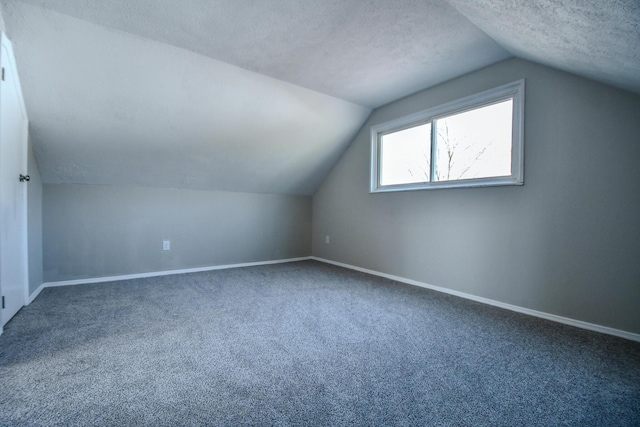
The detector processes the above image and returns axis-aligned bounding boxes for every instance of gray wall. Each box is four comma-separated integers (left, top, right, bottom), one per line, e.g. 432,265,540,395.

44,184,311,282
0,3,5,34
312,58,640,334
27,134,43,296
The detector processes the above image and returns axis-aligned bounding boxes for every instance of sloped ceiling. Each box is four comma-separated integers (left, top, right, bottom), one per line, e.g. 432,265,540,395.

447,0,640,95
1,0,638,195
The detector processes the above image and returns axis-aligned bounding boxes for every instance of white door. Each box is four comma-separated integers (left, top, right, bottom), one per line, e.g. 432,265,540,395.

0,34,28,327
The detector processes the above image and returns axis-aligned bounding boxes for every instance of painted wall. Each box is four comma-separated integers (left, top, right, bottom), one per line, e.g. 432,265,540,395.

43,184,311,282
0,3,6,34
27,133,42,296
312,58,640,334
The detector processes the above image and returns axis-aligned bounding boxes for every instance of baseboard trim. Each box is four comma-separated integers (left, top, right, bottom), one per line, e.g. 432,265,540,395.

26,283,45,305
42,257,312,288
311,257,640,343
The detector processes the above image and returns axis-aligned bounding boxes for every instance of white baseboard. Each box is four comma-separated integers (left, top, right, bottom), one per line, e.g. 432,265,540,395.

26,283,45,305
311,256,640,343
42,257,312,288
25,255,640,342
10,258,311,331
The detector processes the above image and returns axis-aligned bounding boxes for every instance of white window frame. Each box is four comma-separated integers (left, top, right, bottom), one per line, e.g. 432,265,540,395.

370,80,525,193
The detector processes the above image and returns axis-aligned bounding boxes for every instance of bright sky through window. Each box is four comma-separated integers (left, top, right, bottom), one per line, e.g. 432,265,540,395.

371,80,523,192
434,100,512,182
378,101,512,186
380,123,431,186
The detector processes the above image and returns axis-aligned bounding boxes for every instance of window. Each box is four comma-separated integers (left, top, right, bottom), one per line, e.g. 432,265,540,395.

370,80,524,192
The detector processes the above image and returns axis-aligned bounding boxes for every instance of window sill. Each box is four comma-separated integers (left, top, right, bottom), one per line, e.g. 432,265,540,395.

370,176,523,193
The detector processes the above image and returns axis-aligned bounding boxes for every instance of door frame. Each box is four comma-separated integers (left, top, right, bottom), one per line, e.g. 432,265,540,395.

0,32,29,334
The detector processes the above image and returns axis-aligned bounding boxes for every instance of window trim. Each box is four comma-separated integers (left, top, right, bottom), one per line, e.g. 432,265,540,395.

370,79,525,193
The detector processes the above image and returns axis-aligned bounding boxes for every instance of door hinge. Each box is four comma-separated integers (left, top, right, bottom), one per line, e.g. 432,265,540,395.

1,296,4,309
1,67,4,81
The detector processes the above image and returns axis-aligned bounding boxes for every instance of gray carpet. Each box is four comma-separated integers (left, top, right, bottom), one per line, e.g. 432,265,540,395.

0,260,638,426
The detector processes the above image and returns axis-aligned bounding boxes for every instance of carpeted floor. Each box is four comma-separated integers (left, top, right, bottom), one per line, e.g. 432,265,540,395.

0,260,638,426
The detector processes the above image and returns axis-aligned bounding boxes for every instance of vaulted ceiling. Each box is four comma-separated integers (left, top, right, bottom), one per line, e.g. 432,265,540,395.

2,0,638,195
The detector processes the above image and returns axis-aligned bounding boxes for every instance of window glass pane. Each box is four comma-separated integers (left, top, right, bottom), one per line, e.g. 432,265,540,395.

434,99,512,182
380,123,431,186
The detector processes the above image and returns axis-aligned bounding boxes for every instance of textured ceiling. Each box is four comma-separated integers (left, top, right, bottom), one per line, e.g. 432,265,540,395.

447,0,640,94
3,0,510,108
1,0,638,195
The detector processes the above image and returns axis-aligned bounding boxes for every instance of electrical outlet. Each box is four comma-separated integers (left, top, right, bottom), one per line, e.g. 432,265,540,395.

325,235,330,244
163,240,170,251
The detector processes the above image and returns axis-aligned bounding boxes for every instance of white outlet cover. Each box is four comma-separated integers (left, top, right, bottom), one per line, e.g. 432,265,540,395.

163,240,170,250
325,235,330,244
